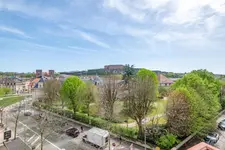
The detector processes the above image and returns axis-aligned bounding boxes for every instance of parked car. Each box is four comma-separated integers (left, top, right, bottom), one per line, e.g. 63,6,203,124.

24,111,32,116
218,119,225,130
65,127,80,138
204,132,219,145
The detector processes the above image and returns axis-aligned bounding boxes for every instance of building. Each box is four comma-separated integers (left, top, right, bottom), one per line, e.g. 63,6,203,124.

36,69,42,78
36,69,55,78
187,142,219,150
49,70,55,78
158,74,174,86
104,65,124,74
0,77,30,93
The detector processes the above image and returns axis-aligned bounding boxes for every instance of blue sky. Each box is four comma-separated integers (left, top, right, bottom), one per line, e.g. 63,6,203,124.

1,0,225,73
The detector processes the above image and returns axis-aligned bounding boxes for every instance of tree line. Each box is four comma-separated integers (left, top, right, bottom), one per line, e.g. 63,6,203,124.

41,66,224,149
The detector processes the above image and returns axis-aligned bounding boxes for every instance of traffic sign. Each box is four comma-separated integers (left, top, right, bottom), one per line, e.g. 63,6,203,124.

4,130,11,140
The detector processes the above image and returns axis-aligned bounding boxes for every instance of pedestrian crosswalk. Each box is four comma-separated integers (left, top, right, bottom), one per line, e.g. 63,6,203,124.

18,129,41,149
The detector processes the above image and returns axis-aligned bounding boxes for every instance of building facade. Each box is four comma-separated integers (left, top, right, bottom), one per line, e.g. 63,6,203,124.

104,65,124,74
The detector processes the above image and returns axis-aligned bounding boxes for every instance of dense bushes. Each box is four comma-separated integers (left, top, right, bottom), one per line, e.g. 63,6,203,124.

156,133,179,150
32,101,137,139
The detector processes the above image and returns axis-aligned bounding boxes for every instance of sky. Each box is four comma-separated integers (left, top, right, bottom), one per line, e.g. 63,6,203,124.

0,0,225,74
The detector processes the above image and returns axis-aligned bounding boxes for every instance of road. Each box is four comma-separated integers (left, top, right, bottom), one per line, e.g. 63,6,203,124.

215,112,225,150
4,97,146,150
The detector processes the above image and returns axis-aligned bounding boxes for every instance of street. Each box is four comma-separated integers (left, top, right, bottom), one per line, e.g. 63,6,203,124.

215,112,225,150
4,97,146,150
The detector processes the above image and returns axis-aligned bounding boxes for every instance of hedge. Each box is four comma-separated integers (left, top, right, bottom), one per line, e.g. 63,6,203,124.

32,101,137,139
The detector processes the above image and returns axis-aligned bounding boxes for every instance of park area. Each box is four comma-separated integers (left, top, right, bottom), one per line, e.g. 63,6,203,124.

0,96,24,107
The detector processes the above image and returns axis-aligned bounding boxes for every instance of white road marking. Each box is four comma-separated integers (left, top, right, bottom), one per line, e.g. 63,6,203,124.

35,143,41,149
31,136,40,145
27,134,36,142
19,121,61,150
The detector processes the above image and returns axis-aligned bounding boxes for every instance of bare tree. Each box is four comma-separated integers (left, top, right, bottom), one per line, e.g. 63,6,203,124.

33,108,64,150
123,76,158,138
82,82,96,117
100,75,120,120
166,90,191,137
0,108,4,127
43,79,61,105
12,101,22,140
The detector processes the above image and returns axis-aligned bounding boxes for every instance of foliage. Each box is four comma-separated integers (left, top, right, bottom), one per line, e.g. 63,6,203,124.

169,70,221,137
123,69,158,138
191,69,221,96
61,76,85,114
80,82,96,116
43,79,61,105
166,88,205,137
220,97,225,109
163,72,184,78
33,101,138,140
0,96,24,107
156,133,180,150
158,86,169,98
0,89,4,96
1,88,11,95
122,64,135,83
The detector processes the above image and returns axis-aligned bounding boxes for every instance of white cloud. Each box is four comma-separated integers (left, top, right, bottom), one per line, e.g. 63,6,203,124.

75,30,110,49
163,0,225,25
0,25,31,38
0,0,63,21
103,0,170,21
154,31,204,42
68,46,98,52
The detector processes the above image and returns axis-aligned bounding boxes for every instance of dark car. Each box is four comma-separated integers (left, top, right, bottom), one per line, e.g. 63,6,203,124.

24,111,32,116
204,132,219,145
66,127,80,138
218,119,225,130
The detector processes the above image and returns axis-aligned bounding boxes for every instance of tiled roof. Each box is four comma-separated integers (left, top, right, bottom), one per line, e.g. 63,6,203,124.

158,74,173,84
187,142,220,150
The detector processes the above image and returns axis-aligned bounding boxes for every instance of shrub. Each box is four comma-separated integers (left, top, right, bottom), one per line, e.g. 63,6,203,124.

156,133,180,150
32,101,138,140
220,97,225,109
111,125,137,139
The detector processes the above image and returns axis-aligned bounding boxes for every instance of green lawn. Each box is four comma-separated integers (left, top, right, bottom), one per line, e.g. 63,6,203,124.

149,99,168,117
0,96,24,107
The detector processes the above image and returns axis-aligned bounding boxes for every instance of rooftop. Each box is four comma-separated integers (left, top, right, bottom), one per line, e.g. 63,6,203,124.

187,142,220,150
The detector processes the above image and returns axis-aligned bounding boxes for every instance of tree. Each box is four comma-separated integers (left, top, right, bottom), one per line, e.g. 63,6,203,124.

43,79,61,105
12,101,22,140
101,75,120,120
123,69,158,138
158,86,169,98
166,88,206,137
172,73,221,118
33,108,65,150
122,64,135,83
61,76,85,114
82,82,96,117
169,71,221,136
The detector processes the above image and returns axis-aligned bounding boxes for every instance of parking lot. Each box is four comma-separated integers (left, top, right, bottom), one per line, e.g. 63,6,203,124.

4,99,145,150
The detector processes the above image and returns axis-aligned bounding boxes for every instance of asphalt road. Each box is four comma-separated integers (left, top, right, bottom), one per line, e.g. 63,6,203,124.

4,98,146,150
215,112,225,150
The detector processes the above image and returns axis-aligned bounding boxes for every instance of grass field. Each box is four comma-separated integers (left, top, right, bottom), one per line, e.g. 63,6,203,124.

0,96,24,107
